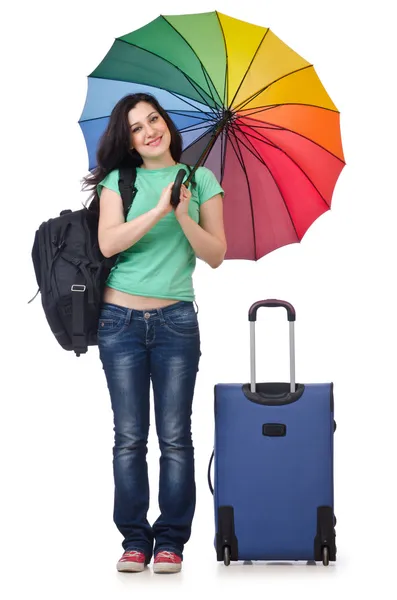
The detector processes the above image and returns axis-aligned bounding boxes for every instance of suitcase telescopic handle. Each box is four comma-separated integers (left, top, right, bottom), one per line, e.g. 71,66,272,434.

248,299,296,394
248,299,296,322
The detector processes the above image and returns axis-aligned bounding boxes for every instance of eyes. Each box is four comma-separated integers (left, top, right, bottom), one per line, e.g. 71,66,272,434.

132,115,159,133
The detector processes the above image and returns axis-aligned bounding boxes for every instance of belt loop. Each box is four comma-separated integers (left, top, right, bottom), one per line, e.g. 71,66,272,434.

194,300,199,315
125,308,133,325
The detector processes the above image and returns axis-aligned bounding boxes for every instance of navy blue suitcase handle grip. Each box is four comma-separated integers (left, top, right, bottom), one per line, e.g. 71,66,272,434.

208,450,214,495
249,300,296,322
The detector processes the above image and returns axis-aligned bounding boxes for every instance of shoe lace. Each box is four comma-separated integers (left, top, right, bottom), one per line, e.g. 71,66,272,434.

157,551,178,561
124,550,144,557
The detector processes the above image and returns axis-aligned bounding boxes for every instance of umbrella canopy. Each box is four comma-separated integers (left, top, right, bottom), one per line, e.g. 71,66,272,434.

79,11,345,260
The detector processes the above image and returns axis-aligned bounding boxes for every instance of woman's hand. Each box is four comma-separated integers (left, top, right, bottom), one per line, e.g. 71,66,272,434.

156,182,174,217
174,184,192,221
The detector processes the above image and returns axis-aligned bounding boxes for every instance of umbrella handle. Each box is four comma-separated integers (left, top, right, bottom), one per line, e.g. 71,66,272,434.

170,169,188,208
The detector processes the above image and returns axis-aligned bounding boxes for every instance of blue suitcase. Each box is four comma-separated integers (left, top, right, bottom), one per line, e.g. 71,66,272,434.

210,300,336,566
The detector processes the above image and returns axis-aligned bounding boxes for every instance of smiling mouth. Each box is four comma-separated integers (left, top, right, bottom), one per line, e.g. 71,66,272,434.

146,137,162,146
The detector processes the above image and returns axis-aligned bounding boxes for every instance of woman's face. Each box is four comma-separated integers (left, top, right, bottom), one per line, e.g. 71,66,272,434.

128,102,172,160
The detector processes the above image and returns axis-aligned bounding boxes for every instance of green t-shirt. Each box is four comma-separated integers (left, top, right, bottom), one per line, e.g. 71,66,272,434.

97,164,224,302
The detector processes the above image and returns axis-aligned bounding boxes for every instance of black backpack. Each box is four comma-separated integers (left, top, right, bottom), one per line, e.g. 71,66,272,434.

29,167,137,357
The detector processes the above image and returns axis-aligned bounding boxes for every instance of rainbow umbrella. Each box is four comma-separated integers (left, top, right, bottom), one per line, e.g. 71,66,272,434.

79,11,345,260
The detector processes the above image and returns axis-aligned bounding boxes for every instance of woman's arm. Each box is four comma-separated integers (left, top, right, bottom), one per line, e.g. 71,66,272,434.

176,194,227,268
98,184,173,258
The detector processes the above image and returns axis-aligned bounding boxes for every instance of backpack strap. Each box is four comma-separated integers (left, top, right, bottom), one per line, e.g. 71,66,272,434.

118,166,137,218
72,166,135,356
71,274,88,356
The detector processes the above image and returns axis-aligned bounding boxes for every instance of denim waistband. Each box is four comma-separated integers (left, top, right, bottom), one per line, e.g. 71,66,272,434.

100,300,196,321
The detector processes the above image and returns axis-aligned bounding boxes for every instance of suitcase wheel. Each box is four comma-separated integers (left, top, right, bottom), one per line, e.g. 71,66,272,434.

223,546,231,566
322,546,329,566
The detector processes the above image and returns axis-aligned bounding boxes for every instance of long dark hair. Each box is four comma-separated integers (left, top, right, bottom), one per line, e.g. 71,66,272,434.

82,93,184,206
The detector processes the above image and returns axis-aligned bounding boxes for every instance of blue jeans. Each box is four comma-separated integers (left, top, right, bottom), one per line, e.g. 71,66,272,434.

98,300,201,560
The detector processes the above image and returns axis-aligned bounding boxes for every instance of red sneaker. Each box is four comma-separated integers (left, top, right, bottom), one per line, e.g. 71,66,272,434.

153,551,182,574
116,550,146,572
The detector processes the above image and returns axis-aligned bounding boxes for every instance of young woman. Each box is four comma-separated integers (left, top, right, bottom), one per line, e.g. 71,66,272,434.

82,93,226,574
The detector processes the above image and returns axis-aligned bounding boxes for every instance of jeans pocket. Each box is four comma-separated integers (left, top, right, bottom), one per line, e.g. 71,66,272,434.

98,308,125,335
164,307,199,337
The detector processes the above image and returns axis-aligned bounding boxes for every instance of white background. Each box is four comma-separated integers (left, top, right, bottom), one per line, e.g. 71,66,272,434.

1,0,396,598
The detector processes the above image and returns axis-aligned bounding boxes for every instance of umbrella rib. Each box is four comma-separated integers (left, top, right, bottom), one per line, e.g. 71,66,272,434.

225,128,247,171
166,81,218,123
80,108,216,126
166,92,219,118
220,128,228,182
200,63,224,112
167,111,218,133
178,124,215,135
227,124,280,188
215,11,228,108
238,114,345,164
185,135,221,185
115,37,221,115
180,124,227,180
159,15,223,109
228,29,270,110
226,132,258,259
167,110,215,123
232,120,331,210
238,104,278,115
181,124,217,156
232,64,313,112
239,103,340,116
79,114,112,124
228,126,300,243
82,80,218,123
